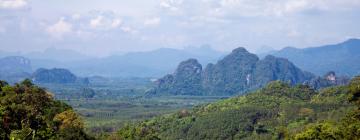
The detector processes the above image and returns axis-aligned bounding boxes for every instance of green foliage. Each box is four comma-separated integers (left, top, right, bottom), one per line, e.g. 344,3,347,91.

349,76,360,106
114,76,360,140
294,76,360,140
54,110,85,130
294,122,342,140
0,80,93,140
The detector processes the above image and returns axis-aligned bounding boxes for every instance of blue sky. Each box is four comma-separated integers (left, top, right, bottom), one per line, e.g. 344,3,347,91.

0,0,360,56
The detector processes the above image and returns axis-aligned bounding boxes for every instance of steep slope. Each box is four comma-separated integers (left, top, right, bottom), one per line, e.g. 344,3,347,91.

116,77,360,140
271,38,360,76
150,47,314,96
150,59,203,96
202,48,259,95
252,55,314,89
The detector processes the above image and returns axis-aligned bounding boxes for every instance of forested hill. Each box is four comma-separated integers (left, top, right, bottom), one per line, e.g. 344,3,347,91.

115,76,360,140
0,79,93,140
148,47,315,96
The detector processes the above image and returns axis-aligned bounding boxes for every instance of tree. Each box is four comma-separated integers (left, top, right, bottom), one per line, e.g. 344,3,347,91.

294,122,342,140
53,110,84,130
349,76,360,106
0,79,92,140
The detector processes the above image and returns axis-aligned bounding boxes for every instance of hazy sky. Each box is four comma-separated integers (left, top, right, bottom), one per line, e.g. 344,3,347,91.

0,0,360,56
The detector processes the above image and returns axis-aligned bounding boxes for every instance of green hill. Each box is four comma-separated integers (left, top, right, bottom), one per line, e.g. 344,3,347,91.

0,79,93,140
115,76,360,140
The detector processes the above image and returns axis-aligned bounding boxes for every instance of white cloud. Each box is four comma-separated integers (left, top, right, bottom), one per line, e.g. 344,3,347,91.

46,18,73,39
144,17,161,26
72,14,81,20
90,16,104,29
287,29,300,37
89,15,123,30
111,19,122,28
121,26,137,34
182,0,360,18
160,0,183,11
0,0,27,9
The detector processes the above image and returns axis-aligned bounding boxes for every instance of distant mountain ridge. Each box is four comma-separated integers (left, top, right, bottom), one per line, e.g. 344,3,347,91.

271,38,360,76
148,47,315,96
0,56,88,84
0,56,32,83
0,46,225,77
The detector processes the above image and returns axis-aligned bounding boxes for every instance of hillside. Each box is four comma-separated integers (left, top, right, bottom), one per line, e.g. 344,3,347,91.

32,68,89,84
115,76,360,140
148,47,314,96
0,80,93,139
271,39,360,76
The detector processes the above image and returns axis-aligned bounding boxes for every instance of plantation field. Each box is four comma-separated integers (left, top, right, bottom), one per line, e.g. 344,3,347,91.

39,77,228,135
64,96,227,134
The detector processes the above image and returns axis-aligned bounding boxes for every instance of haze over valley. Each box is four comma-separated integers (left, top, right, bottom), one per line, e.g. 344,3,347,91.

1,0,360,140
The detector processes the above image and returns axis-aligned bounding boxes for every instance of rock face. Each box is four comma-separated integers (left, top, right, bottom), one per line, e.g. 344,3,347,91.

202,48,259,95
153,59,203,95
306,71,350,89
32,68,77,84
0,56,32,83
252,55,314,91
150,47,315,96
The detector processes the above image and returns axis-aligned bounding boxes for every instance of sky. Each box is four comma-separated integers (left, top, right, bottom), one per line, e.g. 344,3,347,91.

0,0,360,57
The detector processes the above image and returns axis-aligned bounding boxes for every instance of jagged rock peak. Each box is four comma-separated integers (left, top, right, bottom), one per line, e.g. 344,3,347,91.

226,47,259,60
178,58,201,66
175,58,202,75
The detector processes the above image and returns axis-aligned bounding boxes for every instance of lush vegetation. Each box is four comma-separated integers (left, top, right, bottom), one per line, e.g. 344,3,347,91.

114,76,360,139
295,76,360,139
1,74,359,140
36,78,225,137
0,79,93,140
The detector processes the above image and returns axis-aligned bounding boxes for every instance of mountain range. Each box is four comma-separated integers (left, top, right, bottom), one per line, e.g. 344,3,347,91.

147,47,316,96
270,38,360,76
1,39,359,87
0,46,225,77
